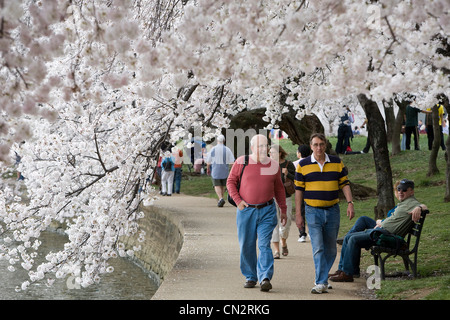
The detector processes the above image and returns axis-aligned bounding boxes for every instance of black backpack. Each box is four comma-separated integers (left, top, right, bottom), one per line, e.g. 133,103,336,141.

370,229,407,254
162,158,173,171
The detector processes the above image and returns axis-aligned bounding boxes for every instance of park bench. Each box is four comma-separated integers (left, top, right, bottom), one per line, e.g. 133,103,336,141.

370,209,429,280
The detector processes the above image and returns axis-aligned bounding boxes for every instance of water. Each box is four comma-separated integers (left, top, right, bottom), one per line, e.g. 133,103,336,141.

0,231,159,300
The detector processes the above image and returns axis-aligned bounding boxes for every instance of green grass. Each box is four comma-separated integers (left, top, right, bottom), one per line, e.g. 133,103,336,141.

181,134,450,300
179,171,217,198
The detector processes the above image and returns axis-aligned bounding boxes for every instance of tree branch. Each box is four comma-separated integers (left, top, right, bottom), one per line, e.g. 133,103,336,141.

378,16,399,71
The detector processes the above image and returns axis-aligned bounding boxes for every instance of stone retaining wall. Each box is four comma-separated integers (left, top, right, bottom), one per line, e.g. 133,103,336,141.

122,205,184,286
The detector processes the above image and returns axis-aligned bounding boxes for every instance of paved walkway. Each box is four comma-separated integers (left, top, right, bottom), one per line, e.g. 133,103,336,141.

151,194,368,300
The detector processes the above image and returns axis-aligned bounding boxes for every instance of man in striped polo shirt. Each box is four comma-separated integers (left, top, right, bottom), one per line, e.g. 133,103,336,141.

295,133,355,294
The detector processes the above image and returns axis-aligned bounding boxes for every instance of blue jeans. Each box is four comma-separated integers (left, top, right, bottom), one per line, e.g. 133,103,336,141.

305,204,340,285
340,229,375,276
236,202,278,283
173,167,182,193
338,216,376,274
347,216,376,234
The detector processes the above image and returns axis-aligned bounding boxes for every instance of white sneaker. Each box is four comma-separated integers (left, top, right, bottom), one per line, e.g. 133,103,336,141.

311,284,328,294
298,235,307,243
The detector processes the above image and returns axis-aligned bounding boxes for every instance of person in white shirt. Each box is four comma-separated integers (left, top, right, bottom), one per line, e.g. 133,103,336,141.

206,134,235,207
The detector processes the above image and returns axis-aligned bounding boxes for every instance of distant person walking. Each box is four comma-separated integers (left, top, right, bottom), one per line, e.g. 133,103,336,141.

160,151,175,196
295,133,355,294
172,147,184,194
206,134,235,207
405,103,420,150
335,106,354,154
227,134,287,292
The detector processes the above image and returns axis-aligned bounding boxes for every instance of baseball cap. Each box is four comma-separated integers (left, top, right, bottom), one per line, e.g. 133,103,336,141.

397,179,414,191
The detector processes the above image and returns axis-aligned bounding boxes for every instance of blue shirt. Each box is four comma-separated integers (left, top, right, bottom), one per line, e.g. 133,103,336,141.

206,144,235,179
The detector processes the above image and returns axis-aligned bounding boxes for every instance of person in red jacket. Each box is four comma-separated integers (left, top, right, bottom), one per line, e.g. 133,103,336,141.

227,134,287,292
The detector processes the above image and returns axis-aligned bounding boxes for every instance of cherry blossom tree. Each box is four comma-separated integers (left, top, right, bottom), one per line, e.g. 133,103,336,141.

0,0,448,290
158,0,448,214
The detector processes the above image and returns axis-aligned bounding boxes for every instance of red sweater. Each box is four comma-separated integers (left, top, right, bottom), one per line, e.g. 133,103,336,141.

227,155,287,213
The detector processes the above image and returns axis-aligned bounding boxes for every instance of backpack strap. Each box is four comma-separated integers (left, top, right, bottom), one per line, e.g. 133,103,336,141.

237,155,249,189
227,155,249,207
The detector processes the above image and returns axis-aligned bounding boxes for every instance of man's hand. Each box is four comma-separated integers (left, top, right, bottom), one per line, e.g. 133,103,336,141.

375,219,383,228
409,205,426,222
347,203,355,220
237,200,248,211
280,212,287,226
295,214,304,229
342,185,354,220
295,189,305,229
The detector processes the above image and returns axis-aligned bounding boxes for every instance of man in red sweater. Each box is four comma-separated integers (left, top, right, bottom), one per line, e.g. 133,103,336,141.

227,134,287,292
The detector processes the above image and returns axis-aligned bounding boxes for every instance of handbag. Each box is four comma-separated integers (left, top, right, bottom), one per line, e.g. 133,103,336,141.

227,155,249,207
283,161,295,195
369,229,407,254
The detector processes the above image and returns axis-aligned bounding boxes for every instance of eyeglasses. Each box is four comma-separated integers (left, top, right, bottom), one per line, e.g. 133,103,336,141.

396,187,408,192
311,143,326,148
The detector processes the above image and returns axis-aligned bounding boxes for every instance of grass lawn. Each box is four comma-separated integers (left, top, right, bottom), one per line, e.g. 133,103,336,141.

181,134,450,300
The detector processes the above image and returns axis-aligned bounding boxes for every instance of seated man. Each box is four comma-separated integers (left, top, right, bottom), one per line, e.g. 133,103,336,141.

336,180,403,245
329,179,427,282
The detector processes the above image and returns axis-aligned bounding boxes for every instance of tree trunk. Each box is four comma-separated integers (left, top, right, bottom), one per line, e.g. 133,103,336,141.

279,110,324,146
427,104,440,176
391,98,408,156
229,107,324,146
357,94,395,219
383,99,395,144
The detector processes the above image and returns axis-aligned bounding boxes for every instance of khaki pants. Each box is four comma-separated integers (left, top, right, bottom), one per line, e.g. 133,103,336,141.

271,197,292,242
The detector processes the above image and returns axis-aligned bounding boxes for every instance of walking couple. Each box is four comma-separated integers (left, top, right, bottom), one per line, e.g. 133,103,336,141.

227,133,354,293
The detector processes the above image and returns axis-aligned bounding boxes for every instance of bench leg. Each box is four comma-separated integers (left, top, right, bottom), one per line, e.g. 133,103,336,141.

411,263,417,278
372,252,387,280
379,255,386,280
410,253,418,278
373,253,379,267
373,250,420,279
402,256,410,272
402,254,418,278
374,253,387,280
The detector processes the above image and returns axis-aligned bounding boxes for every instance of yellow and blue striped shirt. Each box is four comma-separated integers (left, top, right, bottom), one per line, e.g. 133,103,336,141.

294,154,350,208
